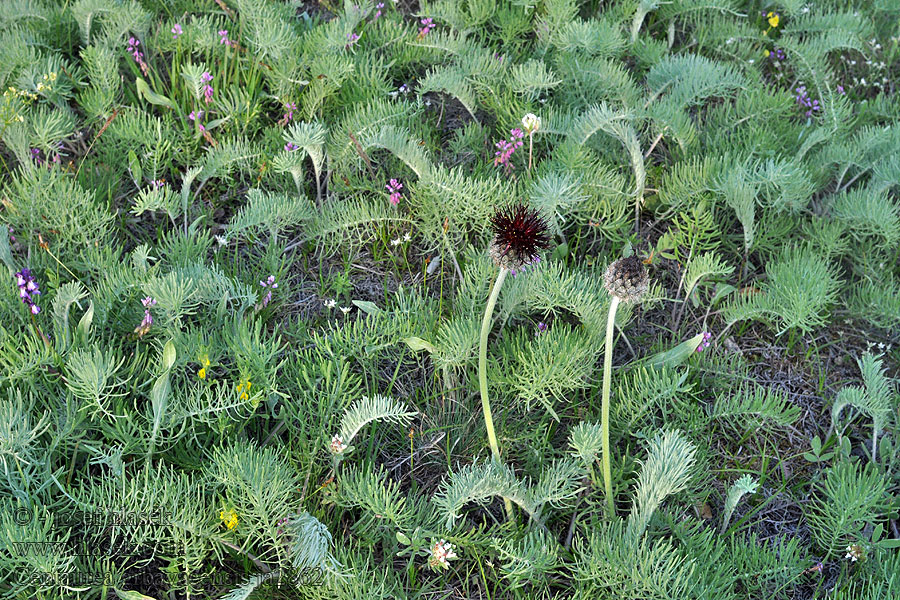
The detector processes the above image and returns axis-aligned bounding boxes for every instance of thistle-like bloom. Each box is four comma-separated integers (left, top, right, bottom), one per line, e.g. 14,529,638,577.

522,113,541,133
603,256,649,303
427,539,457,571
488,203,551,272
14,269,41,315
329,434,347,454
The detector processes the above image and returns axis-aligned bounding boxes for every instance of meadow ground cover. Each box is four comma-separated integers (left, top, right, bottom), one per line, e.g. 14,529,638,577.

0,0,899,598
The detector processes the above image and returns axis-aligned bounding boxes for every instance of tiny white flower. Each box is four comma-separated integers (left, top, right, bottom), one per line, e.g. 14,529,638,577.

403,232,411,242
521,113,541,133
324,298,336,309
748,59,755,64
339,306,351,314
845,544,864,562
329,435,347,454
391,237,402,246
427,539,458,570
214,235,228,247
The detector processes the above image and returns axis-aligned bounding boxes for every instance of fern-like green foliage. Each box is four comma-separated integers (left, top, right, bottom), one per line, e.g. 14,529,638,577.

493,528,559,589
625,429,697,545
710,384,801,430
720,474,758,533
572,519,700,599
337,394,417,448
805,459,892,558
723,244,840,335
832,352,896,460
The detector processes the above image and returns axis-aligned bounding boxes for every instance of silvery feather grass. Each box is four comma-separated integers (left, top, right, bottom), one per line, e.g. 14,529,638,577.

0,0,898,598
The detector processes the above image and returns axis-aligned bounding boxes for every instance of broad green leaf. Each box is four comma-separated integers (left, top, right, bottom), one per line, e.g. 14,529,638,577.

645,333,704,369
135,78,176,110
402,337,437,353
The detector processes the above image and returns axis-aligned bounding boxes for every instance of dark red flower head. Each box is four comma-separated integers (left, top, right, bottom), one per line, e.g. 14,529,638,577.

488,203,551,271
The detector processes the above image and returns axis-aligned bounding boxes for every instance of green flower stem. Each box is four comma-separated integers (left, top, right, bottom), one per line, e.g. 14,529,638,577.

479,267,515,521
601,295,620,517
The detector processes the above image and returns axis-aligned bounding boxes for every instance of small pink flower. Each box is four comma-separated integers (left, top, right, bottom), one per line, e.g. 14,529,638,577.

386,179,403,205
418,17,434,38
171,24,183,39
218,30,234,47
695,332,712,352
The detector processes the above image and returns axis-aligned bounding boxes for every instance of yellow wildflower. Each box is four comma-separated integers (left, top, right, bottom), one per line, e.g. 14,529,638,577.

237,379,252,400
219,509,238,530
198,355,210,379
767,12,779,28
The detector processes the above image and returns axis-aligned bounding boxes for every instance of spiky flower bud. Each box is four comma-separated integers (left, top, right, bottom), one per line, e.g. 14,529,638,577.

488,203,551,271
603,256,649,302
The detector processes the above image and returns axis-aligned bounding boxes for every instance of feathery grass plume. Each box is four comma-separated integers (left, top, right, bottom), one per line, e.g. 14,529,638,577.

479,202,550,521
599,254,649,516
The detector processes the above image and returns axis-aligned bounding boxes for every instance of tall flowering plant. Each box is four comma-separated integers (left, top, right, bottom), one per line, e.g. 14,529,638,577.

478,203,550,520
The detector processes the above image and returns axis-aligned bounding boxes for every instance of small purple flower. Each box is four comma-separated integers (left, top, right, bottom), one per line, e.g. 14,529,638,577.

135,297,156,337
150,179,166,188
418,17,434,38
837,84,845,95
171,24,183,39
283,102,296,123
695,332,712,353
200,71,214,103
398,84,408,94
218,30,234,47
509,254,540,277
794,85,821,118
535,322,548,336
373,2,384,19
386,179,403,205
7,225,15,244
284,142,299,152
188,110,206,131
126,37,149,76
346,32,360,48
493,128,525,168
258,275,278,309
14,269,41,314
